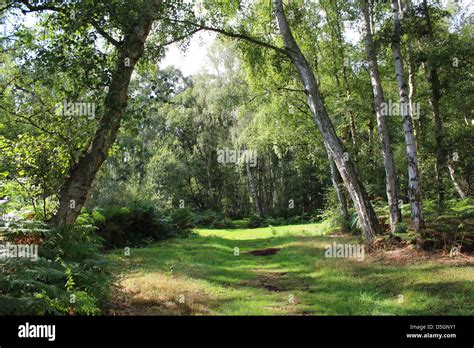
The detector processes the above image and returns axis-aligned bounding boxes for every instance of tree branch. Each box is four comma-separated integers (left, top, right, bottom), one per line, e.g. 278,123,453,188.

159,17,288,55
159,27,204,48
0,1,16,13
19,0,121,47
0,105,77,166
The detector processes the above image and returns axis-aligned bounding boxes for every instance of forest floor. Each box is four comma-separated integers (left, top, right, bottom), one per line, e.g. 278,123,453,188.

107,223,474,315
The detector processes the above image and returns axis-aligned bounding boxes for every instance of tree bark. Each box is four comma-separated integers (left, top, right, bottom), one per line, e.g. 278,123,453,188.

322,1,358,152
447,156,470,199
361,0,402,232
428,65,445,209
52,0,162,226
368,87,376,178
273,0,380,243
422,0,446,210
246,160,261,217
391,0,424,230
327,149,350,221
404,0,420,140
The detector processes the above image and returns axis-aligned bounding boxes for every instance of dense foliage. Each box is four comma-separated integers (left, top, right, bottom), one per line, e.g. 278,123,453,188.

0,0,472,316
0,222,109,315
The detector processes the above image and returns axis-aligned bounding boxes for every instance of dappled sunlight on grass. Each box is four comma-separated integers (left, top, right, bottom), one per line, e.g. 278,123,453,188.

108,223,474,315
195,223,325,240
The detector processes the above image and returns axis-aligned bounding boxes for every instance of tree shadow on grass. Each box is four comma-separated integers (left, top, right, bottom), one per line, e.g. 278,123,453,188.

110,233,474,315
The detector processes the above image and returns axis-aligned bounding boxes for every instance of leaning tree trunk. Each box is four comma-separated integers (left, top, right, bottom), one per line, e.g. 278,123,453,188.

447,158,470,199
273,0,380,243
52,0,162,226
361,0,402,232
391,0,424,230
327,149,350,221
323,1,358,153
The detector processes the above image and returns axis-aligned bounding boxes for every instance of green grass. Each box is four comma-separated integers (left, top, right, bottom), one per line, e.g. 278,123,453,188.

108,223,474,315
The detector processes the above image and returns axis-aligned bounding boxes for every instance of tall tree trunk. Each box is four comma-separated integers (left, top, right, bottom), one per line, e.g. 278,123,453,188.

340,55,358,153
314,3,355,213
405,0,419,140
422,0,446,210
52,0,162,226
273,0,380,243
260,158,269,215
407,61,419,138
327,148,350,221
271,154,278,209
361,0,402,232
322,1,358,152
206,149,212,207
428,65,445,209
368,87,376,179
391,0,424,230
246,160,261,217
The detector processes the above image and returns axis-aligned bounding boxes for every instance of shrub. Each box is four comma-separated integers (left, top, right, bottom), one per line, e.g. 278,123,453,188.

91,203,167,249
90,202,193,249
169,208,193,233
265,217,287,226
247,214,265,228
416,198,474,251
191,210,234,229
210,217,234,229
0,222,110,315
191,210,217,227
318,208,350,234
447,198,474,219
287,216,303,225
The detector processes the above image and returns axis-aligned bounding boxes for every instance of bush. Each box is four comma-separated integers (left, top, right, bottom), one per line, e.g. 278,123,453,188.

90,202,192,249
191,210,217,227
416,198,474,251
191,210,234,229
169,208,193,233
247,214,265,228
264,217,288,226
0,222,110,315
264,213,316,227
447,198,474,219
210,217,234,229
90,203,167,249
287,215,303,225
318,208,350,234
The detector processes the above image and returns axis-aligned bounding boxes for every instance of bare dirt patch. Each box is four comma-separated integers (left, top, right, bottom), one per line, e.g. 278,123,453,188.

239,269,310,293
258,272,287,292
239,271,288,292
247,248,281,256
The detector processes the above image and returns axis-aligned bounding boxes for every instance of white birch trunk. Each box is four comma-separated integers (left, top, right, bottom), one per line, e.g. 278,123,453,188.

391,0,424,230
361,0,402,232
273,0,380,242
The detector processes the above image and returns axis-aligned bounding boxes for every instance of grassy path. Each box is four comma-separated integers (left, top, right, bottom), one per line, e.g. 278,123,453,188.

108,224,474,315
